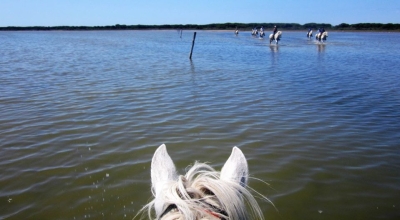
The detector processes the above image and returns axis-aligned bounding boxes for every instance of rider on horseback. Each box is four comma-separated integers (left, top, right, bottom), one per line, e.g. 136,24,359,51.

273,25,278,36
318,27,325,40
260,26,265,37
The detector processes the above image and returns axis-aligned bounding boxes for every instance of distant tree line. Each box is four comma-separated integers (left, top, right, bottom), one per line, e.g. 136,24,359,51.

1,22,399,31
335,23,400,31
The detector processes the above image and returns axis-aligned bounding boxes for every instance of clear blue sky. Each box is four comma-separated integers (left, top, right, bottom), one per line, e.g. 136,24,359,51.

1,0,399,26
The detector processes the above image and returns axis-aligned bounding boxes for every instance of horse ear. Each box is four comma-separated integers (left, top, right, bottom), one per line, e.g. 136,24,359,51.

151,144,178,195
220,147,249,187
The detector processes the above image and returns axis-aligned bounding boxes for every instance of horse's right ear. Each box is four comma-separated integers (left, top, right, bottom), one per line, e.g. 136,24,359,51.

221,147,249,187
151,144,178,195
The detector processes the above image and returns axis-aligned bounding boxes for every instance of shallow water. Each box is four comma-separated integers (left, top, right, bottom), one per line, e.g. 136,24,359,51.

1,30,400,219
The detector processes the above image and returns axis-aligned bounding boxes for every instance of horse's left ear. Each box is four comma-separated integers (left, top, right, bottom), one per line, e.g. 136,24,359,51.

220,147,249,187
151,144,178,195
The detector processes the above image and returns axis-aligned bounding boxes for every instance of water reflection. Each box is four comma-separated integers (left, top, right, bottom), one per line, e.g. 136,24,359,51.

269,45,279,53
189,59,197,92
317,43,326,52
190,59,195,74
269,45,279,71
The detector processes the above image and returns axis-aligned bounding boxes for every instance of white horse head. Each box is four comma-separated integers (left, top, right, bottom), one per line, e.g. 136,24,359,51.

139,144,267,220
269,31,282,44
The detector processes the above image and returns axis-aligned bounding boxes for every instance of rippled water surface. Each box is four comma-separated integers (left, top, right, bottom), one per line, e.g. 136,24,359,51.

1,30,400,219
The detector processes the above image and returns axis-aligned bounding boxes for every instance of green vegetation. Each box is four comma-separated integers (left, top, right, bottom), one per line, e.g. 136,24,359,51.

0,22,399,31
335,23,400,31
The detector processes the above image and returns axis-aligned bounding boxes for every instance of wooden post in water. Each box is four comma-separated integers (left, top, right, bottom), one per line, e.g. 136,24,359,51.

189,32,197,59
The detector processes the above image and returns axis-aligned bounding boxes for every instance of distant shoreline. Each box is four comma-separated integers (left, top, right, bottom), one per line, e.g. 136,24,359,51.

1,22,399,32
1,29,399,32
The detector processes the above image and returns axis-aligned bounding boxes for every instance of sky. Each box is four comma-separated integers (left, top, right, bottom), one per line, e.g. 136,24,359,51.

1,0,399,27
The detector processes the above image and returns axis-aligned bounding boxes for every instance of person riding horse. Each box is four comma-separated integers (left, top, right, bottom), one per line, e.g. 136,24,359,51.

318,27,326,40
307,28,312,37
260,26,265,37
272,26,278,36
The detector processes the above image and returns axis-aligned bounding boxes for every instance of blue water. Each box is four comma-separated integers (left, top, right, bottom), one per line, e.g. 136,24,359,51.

0,30,399,219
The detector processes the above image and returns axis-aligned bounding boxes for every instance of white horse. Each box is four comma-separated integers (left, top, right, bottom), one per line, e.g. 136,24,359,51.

269,31,282,44
251,29,258,36
138,144,269,220
316,32,328,42
259,30,265,38
307,30,313,39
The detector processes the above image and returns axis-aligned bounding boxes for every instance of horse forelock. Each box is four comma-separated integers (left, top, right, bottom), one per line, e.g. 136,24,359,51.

140,162,264,220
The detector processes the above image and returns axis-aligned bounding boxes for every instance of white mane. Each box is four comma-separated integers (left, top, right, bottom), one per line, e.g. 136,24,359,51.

136,144,270,220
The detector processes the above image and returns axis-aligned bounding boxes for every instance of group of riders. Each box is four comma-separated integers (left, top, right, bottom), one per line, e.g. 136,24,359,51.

250,25,278,38
245,25,327,41
307,27,327,41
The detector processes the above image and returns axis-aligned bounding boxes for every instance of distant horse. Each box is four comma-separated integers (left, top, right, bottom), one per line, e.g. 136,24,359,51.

269,31,282,44
235,29,239,35
251,29,258,36
307,30,313,39
259,30,265,38
316,32,328,42
138,144,269,220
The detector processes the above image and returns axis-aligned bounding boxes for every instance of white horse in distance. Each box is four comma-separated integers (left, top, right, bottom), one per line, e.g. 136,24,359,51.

137,144,270,220
269,31,282,44
307,30,313,39
259,30,265,38
316,32,328,42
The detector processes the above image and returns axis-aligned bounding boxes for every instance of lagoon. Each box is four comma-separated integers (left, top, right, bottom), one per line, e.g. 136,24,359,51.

1,30,400,219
